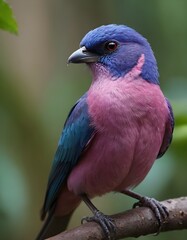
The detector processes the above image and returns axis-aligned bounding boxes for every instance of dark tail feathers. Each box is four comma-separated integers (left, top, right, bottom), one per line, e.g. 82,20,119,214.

35,211,73,240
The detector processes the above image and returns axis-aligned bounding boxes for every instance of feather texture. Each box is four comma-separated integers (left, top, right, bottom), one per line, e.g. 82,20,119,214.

41,93,95,220
36,24,174,240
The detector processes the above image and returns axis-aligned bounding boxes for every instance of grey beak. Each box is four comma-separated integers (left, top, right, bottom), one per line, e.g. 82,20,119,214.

68,46,99,64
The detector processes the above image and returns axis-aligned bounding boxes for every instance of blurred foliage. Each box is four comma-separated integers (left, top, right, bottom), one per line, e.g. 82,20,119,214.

0,0,18,34
0,0,187,240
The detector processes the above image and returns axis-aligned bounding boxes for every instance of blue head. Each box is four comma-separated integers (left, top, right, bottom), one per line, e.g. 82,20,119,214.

68,24,159,84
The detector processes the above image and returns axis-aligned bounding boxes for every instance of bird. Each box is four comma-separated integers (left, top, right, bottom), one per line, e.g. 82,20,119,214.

36,24,174,240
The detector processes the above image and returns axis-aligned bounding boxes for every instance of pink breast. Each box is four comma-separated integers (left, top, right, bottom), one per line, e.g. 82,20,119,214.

67,77,169,197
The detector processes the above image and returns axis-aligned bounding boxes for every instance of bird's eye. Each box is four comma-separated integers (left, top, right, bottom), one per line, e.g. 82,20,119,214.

104,41,118,52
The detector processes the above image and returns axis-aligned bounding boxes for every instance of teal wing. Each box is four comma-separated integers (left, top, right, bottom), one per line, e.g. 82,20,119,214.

41,93,95,219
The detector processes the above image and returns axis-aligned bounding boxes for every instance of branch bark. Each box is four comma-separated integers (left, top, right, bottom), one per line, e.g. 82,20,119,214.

47,197,187,240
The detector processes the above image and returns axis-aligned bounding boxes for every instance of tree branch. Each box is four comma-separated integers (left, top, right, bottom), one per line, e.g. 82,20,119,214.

47,197,187,240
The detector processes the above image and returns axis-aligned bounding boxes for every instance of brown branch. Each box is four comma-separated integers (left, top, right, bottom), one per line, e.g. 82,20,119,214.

47,197,187,240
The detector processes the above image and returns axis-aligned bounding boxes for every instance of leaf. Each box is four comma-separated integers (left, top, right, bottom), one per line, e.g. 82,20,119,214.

0,0,18,34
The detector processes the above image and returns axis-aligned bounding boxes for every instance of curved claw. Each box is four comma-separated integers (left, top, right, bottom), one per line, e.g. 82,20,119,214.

133,196,169,233
81,210,116,240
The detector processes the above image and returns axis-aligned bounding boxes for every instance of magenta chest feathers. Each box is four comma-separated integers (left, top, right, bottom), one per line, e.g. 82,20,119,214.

68,78,169,196
87,78,168,135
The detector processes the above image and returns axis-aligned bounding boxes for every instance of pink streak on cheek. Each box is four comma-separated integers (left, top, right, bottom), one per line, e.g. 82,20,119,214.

135,54,145,71
123,54,145,80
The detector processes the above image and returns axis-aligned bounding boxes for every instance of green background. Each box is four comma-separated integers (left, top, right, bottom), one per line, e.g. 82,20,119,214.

0,0,187,239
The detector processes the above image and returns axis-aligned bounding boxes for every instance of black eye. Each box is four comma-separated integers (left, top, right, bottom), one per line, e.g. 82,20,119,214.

104,41,118,52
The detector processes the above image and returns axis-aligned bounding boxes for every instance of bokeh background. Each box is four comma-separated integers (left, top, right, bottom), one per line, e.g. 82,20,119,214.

0,0,187,239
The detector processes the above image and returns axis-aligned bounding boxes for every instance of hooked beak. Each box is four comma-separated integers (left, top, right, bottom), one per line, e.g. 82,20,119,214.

68,46,99,64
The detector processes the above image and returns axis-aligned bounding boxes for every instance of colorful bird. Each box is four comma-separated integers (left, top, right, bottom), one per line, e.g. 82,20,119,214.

36,24,174,240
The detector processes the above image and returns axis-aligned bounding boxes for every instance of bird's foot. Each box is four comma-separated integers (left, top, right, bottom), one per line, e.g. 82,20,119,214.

81,210,116,240
133,196,169,233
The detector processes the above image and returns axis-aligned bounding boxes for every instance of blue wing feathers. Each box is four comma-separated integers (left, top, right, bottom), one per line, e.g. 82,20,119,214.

41,93,94,219
157,98,174,158
166,98,174,131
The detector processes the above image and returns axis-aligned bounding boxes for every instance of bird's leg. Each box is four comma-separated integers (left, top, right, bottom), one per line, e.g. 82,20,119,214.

81,193,116,240
121,189,169,234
